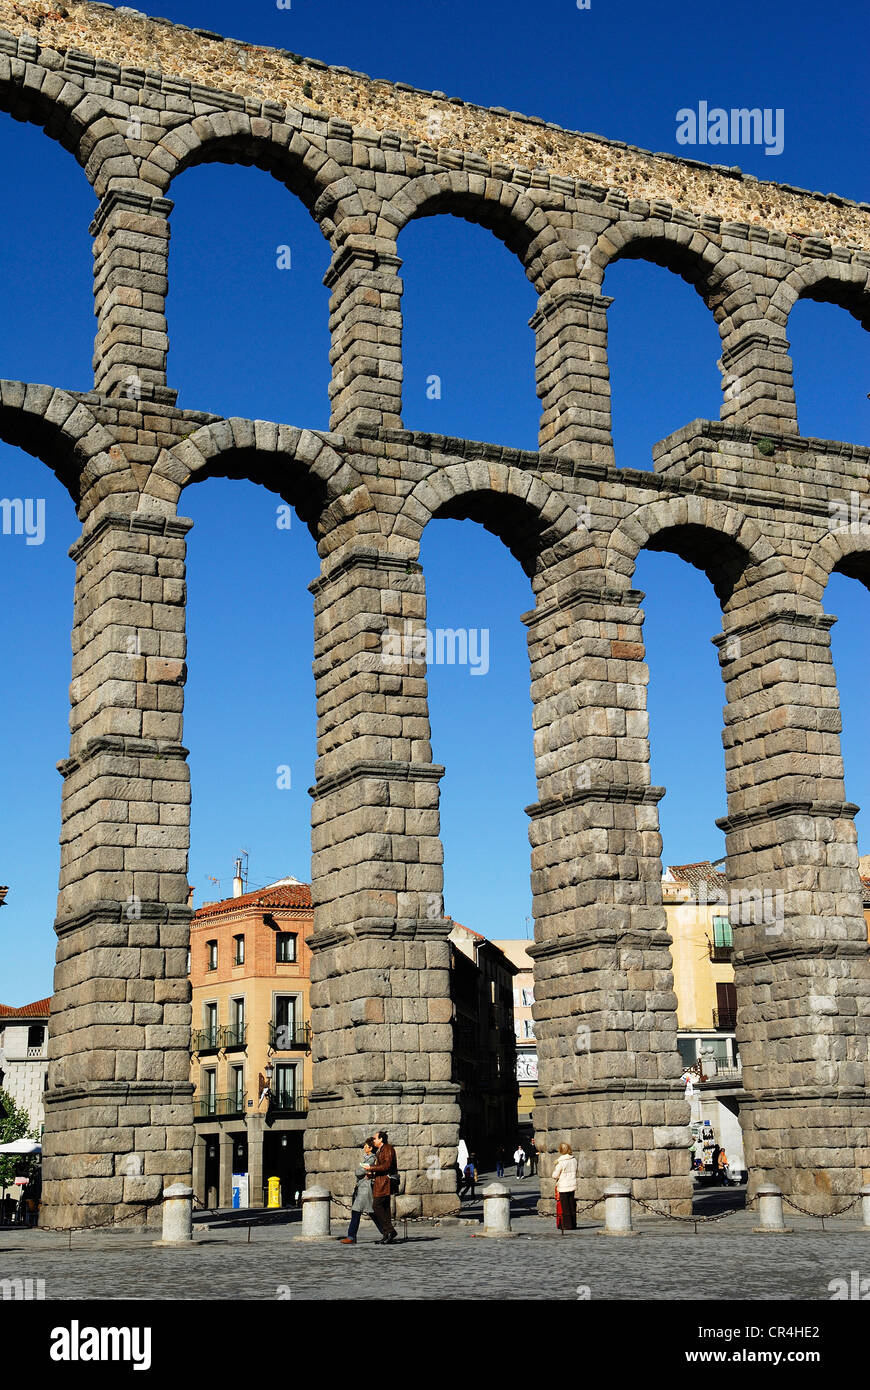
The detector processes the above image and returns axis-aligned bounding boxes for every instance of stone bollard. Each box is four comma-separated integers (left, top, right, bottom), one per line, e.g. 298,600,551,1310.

293,1186,332,1242
478,1183,515,1238
158,1183,193,1245
598,1182,636,1237
862,1185,870,1231
753,1183,792,1234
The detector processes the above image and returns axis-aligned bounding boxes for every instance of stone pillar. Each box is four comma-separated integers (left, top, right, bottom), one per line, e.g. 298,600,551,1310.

192,1133,206,1210
524,577,693,1215
325,244,403,434
531,289,615,466
715,603,870,1213
91,189,177,405
41,505,194,1229
718,328,797,435
218,1130,234,1210
248,1115,264,1209
303,545,461,1217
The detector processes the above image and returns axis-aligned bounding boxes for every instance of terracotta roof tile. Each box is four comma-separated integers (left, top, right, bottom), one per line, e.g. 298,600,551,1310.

192,879,312,921
0,997,51,1018
665,861,728,892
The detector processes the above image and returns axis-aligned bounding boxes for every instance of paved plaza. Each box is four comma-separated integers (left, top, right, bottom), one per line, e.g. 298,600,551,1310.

1,1177,868,1302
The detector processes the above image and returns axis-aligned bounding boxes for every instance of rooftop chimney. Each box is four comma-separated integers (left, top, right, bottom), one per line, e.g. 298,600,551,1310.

233,858,244,898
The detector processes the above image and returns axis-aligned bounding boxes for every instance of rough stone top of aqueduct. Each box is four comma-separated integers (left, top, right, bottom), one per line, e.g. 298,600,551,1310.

3,0,870,253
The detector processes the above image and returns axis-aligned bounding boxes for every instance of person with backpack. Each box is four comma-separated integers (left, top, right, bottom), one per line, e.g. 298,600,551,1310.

368,1129,399,1244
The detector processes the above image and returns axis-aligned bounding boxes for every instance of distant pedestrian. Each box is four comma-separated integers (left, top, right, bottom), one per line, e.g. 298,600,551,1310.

527,1137,538,1176
495,1145,505,1178
459,1158,476,1198
514,1144,526,1179
552,1142,578,1231
369,1129,399,1244
717,1148,730,1186
340,1137,379,1244
711,1143,721,1181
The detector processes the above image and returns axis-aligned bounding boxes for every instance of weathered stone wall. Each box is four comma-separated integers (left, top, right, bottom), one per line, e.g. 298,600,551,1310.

0,1,867,1223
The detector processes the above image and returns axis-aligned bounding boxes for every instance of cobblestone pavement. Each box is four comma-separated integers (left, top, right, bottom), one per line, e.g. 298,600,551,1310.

1,1195,868,1301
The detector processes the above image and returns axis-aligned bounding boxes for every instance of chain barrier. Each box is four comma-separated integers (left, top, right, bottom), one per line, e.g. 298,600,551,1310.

631,1192,755,1225
28,1192,165,1239
781,1192,861,1220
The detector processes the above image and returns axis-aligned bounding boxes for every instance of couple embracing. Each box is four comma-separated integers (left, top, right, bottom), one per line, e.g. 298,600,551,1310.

340,1130,399,1245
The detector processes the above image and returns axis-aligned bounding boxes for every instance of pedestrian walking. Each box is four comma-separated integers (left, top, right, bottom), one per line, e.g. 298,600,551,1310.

552,1142,578,1231
717,1148,730,1186
495,1145,505,1178
368,1129,399,1244
527,1136,538,1176
339,1138,379,1244
513,1143,526,1179
459,1156,476,1198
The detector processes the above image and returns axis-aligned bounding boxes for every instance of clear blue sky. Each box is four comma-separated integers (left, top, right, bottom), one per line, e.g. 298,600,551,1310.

1,0,868,1001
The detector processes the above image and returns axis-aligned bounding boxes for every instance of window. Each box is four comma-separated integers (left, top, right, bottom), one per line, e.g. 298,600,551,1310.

275,933,296,963
712,917,733,948
206,939,218,971
233,934,245,965
27,1025,45,1049
228,998,245,1045
204,1002,218,1046
521,987,535,1007
203,1068,217,1115
715,982,738,1031
230,1065,244,1109
273,995,298,1049
522,1019,535,1039
274,1062,297,1109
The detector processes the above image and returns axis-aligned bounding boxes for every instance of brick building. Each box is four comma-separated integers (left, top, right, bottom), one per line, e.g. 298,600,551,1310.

189,877,313,1210
0,998,50,1132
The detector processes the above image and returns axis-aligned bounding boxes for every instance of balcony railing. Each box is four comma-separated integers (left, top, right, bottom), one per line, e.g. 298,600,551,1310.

712,1011,737,1031
26,1046,46,1059
191,1025,248,1053
193,1093,247,1119
271,1088,307,1115
709,944,734,962
192,1028,221,1053
268,1020,311,1052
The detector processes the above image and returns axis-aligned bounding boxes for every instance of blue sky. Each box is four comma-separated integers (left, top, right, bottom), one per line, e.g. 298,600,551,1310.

1,0,869,1001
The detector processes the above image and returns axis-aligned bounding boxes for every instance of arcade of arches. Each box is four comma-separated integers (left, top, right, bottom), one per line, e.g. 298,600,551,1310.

0,0,869,1225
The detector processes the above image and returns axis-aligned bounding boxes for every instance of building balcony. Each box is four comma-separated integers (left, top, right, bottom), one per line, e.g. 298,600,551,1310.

709,944,734,962
26,1046,46,1059
193,1093,247,1119
271,1088,307,1116
268,1021,311,1052
712,1011,737,1031
192,1028,221,1054
223,1024,247,1051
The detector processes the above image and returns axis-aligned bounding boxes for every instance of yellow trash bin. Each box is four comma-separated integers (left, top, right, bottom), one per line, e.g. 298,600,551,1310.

267,1175,281,1209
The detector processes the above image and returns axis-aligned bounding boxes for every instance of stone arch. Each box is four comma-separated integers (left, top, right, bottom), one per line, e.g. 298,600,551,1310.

801,528,870,605
385,172,568,286
0,59,139,195
606,494,779,605
141,117,361,237
586,219,755,329
0,381,118,505
769,259,870,332
157,419,373,547
393,460,576,575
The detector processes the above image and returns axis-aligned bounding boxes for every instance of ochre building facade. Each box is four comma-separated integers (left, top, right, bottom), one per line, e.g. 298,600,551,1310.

3,0,868,1224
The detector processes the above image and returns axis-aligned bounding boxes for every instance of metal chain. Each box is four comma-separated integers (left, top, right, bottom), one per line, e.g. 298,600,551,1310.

34,1192,165,1234
781,1192,861,1219
631,1192,749,1224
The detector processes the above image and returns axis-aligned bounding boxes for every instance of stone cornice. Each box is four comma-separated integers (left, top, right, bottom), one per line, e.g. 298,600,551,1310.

527,925,673,959
58,736,190,779
54,898,192,938
69,510,193,562
716,799,859,834
526,785,665,819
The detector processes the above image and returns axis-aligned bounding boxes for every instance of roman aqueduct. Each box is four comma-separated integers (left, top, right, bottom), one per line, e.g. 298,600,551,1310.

1,0,869,1223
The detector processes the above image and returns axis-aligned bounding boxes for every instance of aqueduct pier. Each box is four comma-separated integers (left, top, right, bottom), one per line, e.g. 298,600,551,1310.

0,0,868,1223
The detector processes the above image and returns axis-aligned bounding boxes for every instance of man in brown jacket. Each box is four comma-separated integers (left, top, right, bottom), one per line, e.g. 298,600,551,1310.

369,1130,398,1243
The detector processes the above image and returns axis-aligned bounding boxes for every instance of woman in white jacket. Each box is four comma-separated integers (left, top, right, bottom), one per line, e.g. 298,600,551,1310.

552,1142,578,1230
